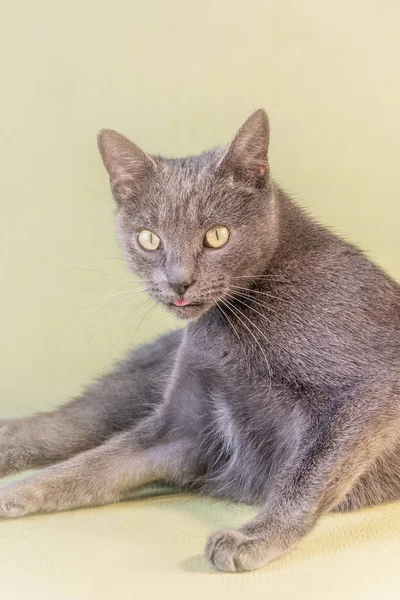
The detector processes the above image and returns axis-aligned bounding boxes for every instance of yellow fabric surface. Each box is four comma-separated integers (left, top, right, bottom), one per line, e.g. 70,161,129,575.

1,485,400,599
1,0,400,598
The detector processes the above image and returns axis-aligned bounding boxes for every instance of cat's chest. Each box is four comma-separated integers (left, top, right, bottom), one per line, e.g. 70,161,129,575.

185,317,251,375
164,326,250,436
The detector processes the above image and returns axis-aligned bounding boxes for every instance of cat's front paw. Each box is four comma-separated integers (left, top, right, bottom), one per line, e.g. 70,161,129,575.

205,528,276,572
0,483,43,518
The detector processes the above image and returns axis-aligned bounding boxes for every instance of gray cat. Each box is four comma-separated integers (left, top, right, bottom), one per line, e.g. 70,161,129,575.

0,109,399,572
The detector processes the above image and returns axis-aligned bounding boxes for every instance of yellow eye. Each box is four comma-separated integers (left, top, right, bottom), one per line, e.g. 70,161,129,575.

138,229,161,251
204,225,229,249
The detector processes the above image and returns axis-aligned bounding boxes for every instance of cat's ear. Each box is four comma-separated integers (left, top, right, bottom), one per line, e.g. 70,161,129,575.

218,109,270,186
97,129,156,203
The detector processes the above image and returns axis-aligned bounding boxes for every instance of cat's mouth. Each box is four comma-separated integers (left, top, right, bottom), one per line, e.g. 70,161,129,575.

172,299,193,307
165,299,211,320
168,300,203,310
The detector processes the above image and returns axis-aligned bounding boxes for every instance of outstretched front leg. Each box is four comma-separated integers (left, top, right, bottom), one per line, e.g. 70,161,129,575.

0,424,197,518
206,379,400,572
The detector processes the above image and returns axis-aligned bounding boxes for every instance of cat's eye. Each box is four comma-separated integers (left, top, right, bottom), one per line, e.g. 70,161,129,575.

204,225,230,249
138,229,161,251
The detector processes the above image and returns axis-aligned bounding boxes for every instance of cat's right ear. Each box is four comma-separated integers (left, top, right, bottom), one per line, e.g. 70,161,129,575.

97,130,156,203
217,109,270,187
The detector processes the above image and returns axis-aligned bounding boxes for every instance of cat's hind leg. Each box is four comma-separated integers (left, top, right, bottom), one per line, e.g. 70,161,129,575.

333,442,400,511
0,426,196,518
0,331,180,478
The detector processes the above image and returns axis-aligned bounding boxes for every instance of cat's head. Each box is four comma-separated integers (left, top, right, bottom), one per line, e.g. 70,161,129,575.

97,109,278,320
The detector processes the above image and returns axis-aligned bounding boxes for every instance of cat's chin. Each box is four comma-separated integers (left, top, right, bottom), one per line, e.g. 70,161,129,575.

165,301,213,321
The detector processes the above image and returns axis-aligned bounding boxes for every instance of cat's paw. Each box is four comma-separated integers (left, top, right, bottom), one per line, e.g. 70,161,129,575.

0,483,43,518
205,528,275,572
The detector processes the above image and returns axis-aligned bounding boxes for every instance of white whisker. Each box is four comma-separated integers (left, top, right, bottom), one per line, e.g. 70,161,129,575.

63,286,146,331
88,289,147,320
72,298,143,366
214,300,250,377
129,300,157,347
102,300,156,375
219,298,272,381
62,280,136,300
227,291,274,322
230,274,290,282
230,288,304,327
230,284,290,304
67,267,128,278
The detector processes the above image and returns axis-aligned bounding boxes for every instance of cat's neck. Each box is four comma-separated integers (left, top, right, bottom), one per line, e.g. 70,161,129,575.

266,183,333,274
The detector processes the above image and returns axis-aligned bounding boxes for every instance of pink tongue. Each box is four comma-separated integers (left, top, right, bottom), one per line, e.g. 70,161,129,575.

173,299,192,307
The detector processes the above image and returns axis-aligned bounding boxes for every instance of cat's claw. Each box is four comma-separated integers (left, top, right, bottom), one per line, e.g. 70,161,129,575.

205,528,274,572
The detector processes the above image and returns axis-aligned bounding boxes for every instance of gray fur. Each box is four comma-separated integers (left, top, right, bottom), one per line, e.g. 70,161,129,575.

1,109,399,572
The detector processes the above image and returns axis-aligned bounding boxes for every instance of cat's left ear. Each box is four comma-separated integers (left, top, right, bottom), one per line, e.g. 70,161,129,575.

97,129,156,203
218,108,270,186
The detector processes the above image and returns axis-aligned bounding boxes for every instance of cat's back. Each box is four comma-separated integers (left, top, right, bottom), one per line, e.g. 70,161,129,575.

268,191,400,380
276,189,400,325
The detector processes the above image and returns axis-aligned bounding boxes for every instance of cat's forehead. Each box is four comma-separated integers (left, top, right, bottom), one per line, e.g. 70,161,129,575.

144,150,228,229
158,149,223,194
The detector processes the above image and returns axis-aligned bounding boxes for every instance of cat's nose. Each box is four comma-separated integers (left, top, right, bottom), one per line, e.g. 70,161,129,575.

168,279,196,296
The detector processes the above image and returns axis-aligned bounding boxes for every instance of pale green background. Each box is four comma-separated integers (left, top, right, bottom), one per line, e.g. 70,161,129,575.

0,1,400,599
1,0,399,413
